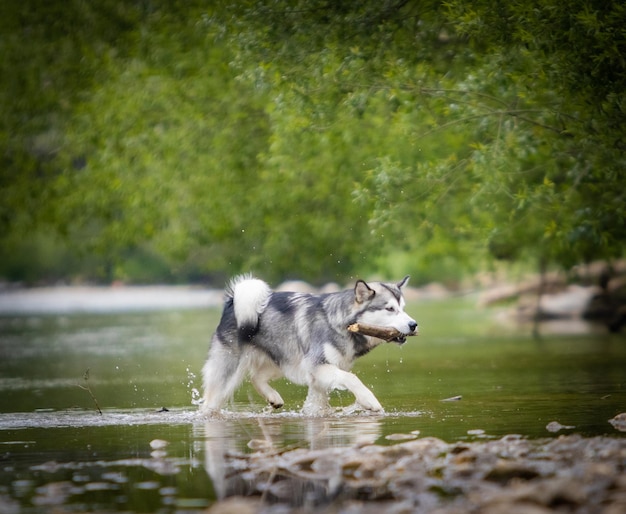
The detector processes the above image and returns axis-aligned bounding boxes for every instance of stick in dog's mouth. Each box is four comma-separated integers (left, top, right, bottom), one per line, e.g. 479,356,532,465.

347,323,417,343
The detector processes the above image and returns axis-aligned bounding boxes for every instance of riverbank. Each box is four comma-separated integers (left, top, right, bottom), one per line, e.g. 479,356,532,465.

0,276,622,335
0,285,224,314
0,282,449,315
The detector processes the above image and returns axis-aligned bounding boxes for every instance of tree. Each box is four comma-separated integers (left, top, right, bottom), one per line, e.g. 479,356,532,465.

441,0,626,269
359,0,626,278
3,0,623,285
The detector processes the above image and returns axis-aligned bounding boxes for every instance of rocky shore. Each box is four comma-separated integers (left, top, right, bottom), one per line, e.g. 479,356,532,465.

209,421,626,513
477,261,626,333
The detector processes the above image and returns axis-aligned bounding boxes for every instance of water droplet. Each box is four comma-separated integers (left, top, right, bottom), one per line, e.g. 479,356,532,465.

186,367,201,405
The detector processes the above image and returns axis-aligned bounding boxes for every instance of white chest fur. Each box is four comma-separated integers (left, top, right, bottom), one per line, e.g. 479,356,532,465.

323,343,355,371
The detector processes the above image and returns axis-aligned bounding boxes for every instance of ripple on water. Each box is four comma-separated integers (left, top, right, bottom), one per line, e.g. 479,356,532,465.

0,407,424,430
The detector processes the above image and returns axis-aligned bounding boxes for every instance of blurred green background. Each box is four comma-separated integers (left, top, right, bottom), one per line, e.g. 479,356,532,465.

2,1,625,286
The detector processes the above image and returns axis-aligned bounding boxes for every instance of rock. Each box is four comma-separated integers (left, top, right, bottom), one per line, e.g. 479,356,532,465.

385,433,417,441
540,285,597,318
608,412,626,432
247,439,273,451
149,439,168,450
545,421,575,433
275,280,317,293
205,434,626,513
319,282,341,294
481,502,554,514
484,460,540,484
207,497,261,514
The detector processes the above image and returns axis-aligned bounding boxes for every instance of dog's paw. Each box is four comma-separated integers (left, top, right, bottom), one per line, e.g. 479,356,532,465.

356,392,383,413
266,390,284,409
198,407,226,419
301,399,334,417
361,402,384,413
341,402,384,415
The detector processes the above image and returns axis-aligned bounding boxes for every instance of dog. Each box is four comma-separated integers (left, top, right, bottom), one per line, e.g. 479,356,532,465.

200,275,418,416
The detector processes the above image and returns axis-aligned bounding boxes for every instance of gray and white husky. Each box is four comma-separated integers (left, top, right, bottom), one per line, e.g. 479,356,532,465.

201,275,418,416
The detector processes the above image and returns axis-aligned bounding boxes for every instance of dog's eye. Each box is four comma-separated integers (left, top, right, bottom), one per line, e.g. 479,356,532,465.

386,306,395,312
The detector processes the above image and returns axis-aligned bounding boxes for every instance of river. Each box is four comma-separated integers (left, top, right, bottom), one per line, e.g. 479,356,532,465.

0,293,624,512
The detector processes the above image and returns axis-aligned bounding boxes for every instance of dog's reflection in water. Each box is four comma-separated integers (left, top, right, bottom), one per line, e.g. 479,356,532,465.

200,415,383,506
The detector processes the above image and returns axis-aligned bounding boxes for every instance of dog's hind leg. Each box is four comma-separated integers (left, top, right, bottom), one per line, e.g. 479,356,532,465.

307,364,383,414
200,340,245,415
247,352,284,409
251,376,284,409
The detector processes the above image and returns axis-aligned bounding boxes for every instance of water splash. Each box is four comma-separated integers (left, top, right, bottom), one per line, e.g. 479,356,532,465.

186,367,202,406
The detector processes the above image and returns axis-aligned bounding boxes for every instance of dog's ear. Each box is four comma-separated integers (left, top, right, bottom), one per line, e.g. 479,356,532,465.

354,280,375,304
397,275,410,289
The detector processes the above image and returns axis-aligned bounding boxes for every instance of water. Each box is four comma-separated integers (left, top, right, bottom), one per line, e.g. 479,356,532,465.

1,298,625,512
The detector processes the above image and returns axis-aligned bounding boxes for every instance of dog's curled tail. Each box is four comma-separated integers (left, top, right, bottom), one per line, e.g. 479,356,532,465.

227,275,271,342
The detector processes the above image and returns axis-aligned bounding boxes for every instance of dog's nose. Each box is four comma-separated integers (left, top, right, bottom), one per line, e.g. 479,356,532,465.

409,321,418,332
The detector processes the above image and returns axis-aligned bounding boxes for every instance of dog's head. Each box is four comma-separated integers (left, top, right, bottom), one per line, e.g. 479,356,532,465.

354,276,418,343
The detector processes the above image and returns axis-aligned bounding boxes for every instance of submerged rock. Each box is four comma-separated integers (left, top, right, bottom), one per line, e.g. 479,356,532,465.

609,413,626,432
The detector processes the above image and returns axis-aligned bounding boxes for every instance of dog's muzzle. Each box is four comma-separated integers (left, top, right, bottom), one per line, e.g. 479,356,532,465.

393,322,418,344
392,334,407,344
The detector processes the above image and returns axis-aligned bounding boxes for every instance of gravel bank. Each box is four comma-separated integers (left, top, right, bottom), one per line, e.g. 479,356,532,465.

207,431,626,513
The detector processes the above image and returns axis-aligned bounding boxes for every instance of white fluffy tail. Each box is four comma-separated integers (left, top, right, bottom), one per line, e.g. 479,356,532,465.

228,275,271,337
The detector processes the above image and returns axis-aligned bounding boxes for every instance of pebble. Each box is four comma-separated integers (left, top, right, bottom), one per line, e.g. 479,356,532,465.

545,421,575,432
149,439,169,450
609,412,626,432
385,433,417,441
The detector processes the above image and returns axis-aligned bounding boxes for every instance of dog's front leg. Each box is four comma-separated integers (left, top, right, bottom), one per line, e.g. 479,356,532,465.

302,386,333,416
310,364,383,413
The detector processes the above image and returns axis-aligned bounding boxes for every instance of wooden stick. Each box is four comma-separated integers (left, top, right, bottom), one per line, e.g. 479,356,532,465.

78,368,103,415
347,322,417,341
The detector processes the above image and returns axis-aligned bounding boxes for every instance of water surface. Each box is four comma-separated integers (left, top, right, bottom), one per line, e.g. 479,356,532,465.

1,297,624,512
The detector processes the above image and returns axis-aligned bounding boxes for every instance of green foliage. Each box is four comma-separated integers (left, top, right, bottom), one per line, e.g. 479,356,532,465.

443,0,626,268
2,0,624,285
